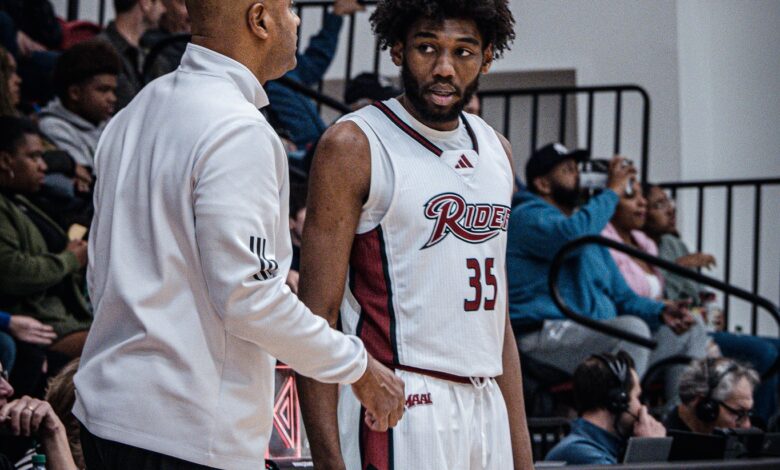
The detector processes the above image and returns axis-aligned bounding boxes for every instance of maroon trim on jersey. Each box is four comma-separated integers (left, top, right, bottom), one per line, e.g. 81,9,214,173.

351,226,399,366
372,101,479,156
360,407,395,470
392,364,474,385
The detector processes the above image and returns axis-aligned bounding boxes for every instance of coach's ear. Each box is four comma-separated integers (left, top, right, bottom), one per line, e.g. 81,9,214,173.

481,44,494,74
391,41,404,67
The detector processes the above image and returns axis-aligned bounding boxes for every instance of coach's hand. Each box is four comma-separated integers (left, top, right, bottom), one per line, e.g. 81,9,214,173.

351,355,405,432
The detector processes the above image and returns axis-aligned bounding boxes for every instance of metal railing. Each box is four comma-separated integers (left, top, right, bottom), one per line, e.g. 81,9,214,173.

548,235,780,378
478,85,652,181
657,178,780,335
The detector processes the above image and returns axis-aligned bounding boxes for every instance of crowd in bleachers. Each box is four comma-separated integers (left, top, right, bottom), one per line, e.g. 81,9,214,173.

0,0,777,468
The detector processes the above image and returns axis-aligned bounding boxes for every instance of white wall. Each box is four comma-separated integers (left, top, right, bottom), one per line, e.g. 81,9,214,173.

675,0,780,334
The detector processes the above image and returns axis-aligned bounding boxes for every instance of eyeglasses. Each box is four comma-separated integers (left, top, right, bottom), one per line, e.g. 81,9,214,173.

719,401,753,424
650,199,675,211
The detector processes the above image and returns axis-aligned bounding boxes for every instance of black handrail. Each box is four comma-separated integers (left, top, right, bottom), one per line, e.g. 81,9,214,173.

478,85,652,182
548,235,780,351
657,177,780,189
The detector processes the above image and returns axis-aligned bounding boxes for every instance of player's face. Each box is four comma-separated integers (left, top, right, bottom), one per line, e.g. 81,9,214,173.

393,18,492,125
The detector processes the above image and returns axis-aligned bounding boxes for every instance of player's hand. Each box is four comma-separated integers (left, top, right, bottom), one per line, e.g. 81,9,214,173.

632,406,666,438
606,155,636,197
351,355,405,432
66,240,88,268
676,252,717,270
661,300,696,335
0,396,64,439
333,0,365,16
8,316,57,346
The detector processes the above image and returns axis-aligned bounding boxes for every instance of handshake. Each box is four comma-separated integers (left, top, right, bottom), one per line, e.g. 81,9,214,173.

350,355,406,431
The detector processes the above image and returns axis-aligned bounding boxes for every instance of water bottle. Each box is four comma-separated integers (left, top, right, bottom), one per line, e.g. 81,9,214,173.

31,454,46,470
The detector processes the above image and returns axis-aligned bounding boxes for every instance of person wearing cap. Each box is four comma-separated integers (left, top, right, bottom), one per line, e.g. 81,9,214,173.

507,143,697,380
343,72,401,111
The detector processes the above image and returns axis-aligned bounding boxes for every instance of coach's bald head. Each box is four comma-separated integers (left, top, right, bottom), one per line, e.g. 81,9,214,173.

185,0,300,83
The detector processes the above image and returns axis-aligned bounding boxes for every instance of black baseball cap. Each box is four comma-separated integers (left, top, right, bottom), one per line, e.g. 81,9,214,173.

344,73,400,105
525,143,589,185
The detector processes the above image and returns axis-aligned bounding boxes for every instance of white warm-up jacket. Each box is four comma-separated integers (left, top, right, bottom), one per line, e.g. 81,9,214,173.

73,44,367,469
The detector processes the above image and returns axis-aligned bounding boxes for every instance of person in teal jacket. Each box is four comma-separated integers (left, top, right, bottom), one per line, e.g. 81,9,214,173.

507,143,706,383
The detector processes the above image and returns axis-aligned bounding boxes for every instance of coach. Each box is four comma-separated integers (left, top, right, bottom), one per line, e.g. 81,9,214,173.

73,1,404,469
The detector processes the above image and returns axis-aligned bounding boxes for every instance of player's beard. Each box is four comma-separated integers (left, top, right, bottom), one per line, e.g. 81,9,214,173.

551,179,581,210
401,58,480,124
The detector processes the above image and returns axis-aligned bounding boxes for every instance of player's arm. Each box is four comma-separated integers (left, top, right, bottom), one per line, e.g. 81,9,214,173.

496,311,535,470
297,121,372,469
494,130,535,470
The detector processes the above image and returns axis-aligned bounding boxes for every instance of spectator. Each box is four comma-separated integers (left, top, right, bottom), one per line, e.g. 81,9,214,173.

0,0,61,52
640,183,780,422
600,180,709,401
0,1,60,106
464,93,481,115
97,0,167,110
546,351,666,465
0,45,21,116
665,357,759,433
141,0,191,80
508,143,700,381
39,40,120,169
0,311,56,373
0,358,79,470
343,72,400,111
265,0,365,150
286,179,307,294
642,185,717,303
0,116,91,360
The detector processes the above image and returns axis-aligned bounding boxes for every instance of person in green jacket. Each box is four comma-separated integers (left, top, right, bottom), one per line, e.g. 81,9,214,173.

0,116,91,359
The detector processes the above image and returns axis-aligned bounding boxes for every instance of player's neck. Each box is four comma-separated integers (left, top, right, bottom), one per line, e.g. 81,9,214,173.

398,95,460,132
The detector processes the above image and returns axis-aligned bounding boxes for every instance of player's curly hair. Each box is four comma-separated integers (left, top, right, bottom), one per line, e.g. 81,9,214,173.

370,0,515,59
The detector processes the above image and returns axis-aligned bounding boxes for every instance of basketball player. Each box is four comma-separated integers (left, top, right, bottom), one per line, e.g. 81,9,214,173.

297,1,533,469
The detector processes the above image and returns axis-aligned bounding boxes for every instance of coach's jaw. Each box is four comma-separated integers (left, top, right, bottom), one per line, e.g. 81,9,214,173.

186,0,300,84
391,17,493,129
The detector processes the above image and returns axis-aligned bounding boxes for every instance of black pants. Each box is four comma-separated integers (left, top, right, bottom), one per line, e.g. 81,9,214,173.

79,424,217,470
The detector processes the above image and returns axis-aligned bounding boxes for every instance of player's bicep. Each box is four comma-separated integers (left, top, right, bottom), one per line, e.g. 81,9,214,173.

299,121,371,323
494,130,517,193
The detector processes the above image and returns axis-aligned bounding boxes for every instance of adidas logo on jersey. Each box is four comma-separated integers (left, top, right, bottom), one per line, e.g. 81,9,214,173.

454,154,474,169
405,393,433,409
422,193,511,249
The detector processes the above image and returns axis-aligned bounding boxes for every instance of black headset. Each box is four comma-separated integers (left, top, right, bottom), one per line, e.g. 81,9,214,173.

594,353,631,415
695,358,739,423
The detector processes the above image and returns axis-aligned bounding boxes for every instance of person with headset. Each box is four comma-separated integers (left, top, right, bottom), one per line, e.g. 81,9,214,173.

665,357,759,434
545,351,666,465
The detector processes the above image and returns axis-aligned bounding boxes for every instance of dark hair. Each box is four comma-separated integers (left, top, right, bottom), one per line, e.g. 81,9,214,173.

370,0,515,59
0,116,39,155
114,0,140,14
573,351,636,414
53,40,121,103
289,181,308,219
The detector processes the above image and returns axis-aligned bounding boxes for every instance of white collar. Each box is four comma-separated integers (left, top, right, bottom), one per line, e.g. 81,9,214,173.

179,43,270,109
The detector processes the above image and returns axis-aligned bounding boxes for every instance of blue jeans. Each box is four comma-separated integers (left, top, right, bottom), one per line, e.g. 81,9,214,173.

0,331,16,373
711,332,780,422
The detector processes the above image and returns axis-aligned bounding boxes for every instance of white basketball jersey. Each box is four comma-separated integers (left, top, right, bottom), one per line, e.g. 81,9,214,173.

340,99,513,378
